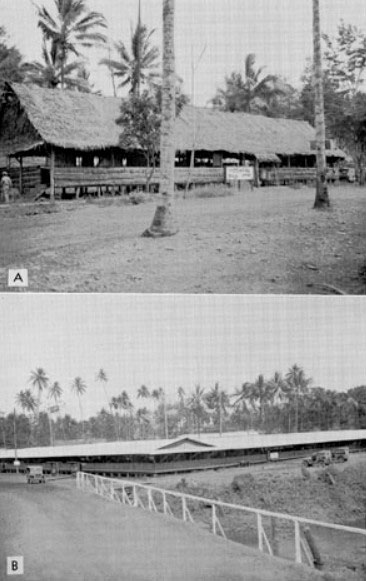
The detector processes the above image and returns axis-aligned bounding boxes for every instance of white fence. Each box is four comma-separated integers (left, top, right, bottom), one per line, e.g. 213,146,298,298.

76,471,366,571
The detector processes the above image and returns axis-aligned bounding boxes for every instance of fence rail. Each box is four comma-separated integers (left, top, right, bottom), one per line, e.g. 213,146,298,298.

76,471,366,571
54,167,224,190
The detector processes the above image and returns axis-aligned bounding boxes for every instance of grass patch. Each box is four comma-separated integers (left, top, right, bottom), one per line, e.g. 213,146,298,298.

184,184,235,199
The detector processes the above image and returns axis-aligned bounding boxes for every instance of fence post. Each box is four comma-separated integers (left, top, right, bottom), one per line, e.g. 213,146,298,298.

257,513,264,552
212,505,217,535
303,526,323,570
270,516,279,557
182,496,187,522
294,519,302,564
133,485,138,508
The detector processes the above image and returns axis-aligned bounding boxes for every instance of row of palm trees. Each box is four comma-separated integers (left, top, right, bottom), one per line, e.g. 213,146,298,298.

20,0,160,95
11,364,364,449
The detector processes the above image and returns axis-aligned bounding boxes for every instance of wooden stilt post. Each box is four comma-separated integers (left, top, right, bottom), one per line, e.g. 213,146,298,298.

50,147,55,203
254,159,260,188
18,156,23,197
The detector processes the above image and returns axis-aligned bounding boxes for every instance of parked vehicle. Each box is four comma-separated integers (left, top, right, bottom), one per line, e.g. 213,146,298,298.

339,163,356,183
302,450,332,467
331,447,349,463
26,465,45,484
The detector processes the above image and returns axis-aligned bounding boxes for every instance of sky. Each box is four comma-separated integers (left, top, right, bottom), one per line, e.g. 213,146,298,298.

1,0,366,104
0,294,365,419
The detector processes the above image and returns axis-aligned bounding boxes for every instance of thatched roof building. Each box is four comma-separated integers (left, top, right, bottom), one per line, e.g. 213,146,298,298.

0,82,344,161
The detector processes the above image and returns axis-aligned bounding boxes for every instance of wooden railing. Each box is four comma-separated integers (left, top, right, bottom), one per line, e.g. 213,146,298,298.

76,472,366,571
264,168,317,185
1,166,42,192
53,167,224,190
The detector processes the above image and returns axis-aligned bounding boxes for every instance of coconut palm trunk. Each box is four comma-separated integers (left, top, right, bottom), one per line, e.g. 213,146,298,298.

143,0,178,237
312,0,329,208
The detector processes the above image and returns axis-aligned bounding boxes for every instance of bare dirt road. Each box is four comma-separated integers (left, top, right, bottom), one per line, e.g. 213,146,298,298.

0,475,327,581
1,185,365,293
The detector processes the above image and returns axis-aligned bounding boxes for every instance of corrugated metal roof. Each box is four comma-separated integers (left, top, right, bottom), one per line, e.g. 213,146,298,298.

1,430,364,461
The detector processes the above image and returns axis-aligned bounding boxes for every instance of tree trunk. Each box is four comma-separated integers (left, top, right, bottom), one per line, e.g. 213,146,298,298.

312,0,330,208
163,399,168,439
143,0,178,237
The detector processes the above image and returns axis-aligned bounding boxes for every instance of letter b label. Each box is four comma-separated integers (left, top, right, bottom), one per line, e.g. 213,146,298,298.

7,556,24,575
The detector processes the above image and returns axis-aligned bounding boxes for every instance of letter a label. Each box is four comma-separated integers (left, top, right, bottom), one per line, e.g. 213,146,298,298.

8,269,28,287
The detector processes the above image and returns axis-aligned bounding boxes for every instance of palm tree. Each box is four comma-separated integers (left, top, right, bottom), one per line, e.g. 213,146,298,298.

118,391,134,439
48,381,63,444
176,386,189,434
29,368,49,411
96,368,109,411
16,389,37,415
205,383,229,435
48,381,63,403
25,39,90,90
151,387,168,438
143,0,178,237
15,389,37,446
212,53,285,114
232,382,255,430
136,407,150,439
100,24,159,96
110,395,121,439
285,364,312,432
251,374,271,429
36,0,107,89
187,385,206,436
71,376,87,438
312,0,330,208
137,384,150,400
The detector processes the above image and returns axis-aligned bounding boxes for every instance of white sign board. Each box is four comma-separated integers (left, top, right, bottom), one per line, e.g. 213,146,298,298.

225,166,254,181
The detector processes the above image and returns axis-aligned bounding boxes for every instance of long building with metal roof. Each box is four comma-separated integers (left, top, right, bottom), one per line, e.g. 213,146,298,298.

1,430,365,477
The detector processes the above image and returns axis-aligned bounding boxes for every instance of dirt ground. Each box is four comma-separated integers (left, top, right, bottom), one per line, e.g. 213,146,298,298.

0,475,327,581
1,184,365,293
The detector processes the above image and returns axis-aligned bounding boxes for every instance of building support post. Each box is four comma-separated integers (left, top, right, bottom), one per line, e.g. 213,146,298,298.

50,147,55,203
17,156,23,197
254,159,260,188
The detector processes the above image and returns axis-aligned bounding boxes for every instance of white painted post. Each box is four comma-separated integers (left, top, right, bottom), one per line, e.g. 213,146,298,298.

257,513,264,552
163,491,167,514
294,519,302,564
133,485,138,507
212,504,217,535
148,488,157,511
182,496,187,522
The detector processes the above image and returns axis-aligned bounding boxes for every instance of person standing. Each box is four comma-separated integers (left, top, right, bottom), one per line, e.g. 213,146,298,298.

1,171,12,203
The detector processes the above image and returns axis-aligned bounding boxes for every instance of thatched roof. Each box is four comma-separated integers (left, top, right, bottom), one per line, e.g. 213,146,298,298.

1,83,344,159
177,106,317,157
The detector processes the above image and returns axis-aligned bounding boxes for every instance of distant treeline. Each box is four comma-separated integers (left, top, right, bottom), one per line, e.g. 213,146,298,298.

1,365,365,449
